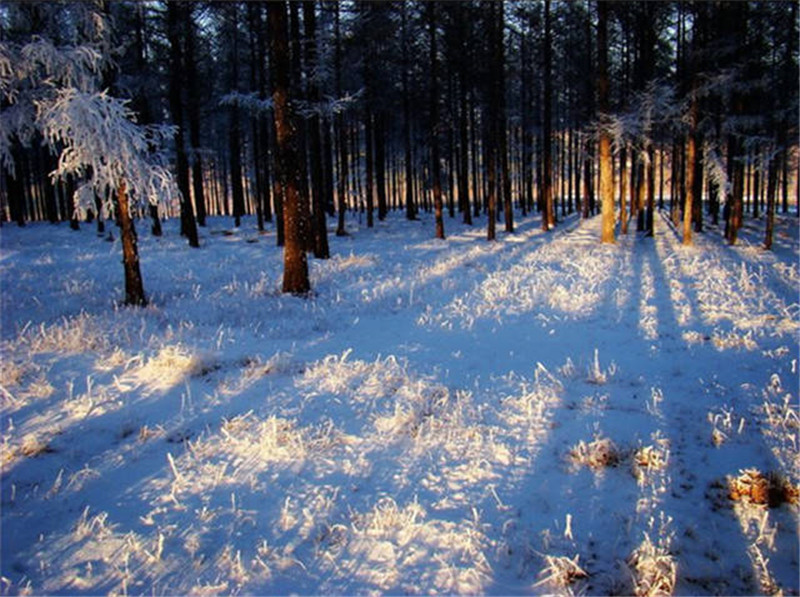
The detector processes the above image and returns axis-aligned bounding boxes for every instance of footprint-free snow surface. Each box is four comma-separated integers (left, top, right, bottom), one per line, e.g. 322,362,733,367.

1,211,798,595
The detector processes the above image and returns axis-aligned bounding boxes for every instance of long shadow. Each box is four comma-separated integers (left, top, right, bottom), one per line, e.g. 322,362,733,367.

646,222,798,594
476,227,657,594
0,334,293,593
704,218,800,313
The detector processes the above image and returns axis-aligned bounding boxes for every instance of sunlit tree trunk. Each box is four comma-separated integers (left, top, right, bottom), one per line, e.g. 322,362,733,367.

268,0,310,295
597,1,614,244
683,94,698,246
764,148,778,250
620,144,628,234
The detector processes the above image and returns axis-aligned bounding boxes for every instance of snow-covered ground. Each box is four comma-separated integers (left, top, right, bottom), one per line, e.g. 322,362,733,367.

1,209,797,595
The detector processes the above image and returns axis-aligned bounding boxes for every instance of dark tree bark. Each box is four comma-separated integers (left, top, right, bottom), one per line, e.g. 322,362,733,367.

303,1,330,259
268,0,310,295
6,143,27,227
335,3,349,236
289,2,313,248
248,2,265,232
256,3,273,225
497,2,513,234
185,4,206,227
582,6,595,219
227,4,246,228
542,0,554,232
765,147,778,250
375,114,388,221
167,2,199,248
401,2,416,221
428,1,445,240
459,60,471,225
117,180,147,307
457,2,472,225
486,2,502,241
364,113,375,228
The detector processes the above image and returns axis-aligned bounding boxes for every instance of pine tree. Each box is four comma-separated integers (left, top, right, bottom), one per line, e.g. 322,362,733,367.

597,1,615,244
268,0,310,295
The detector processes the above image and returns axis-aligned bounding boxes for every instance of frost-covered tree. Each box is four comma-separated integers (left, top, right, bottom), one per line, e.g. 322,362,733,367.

0,3,181,306
40,90,180,305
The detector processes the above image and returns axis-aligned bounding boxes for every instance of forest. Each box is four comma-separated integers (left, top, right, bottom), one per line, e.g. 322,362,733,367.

1,1,799,596
2,1,798,291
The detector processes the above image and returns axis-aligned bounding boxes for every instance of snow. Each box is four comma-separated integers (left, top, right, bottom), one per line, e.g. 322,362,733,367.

1,210,798,595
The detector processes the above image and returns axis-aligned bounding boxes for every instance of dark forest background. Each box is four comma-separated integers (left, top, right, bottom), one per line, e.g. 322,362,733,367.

2,1,798,252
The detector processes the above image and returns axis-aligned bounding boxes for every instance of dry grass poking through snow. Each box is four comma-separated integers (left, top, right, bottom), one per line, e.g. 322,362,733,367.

759,373,800,475
569,435,622,471
534,554,588,594
632,437,670,485
1,214,798,595
122,343,217,395
426,232,621,329
626,532,677,597
728,468,799,508
318,498,492,595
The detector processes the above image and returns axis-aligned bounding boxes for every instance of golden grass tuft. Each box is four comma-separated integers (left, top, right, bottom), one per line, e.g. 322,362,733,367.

728,468,799,508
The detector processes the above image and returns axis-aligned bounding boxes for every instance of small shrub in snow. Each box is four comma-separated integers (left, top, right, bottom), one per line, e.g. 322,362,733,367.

128,344,214,394
73,507,115,541
569,435,621,470
534,554,588,592
0,357,29,389
586,349,616,385
707,406,745,447
20,433,54,458
138,424,165,443
711,329,758,351
297,349,407,402
22,313,110,355
626,533,676,597
759,374,799,474
727,468,799,508
632,441,670,484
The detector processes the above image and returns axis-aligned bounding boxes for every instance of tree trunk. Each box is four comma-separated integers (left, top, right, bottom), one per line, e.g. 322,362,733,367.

167,2,199,248
375,115,388,221
646,142,655,235
118,180,147,307
764,149,778,250
683,111,697,245
692,138,703,232
428,2,445,240
496,2,512,234
303,1,329,259
401,2,416,221
620,144,628,234
228,5,246,228
289,2,313,249
541,0,554,231
185,4,206,227
597,1,614,244
364,114,375,227
268,0,310,295
334,3,349,236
